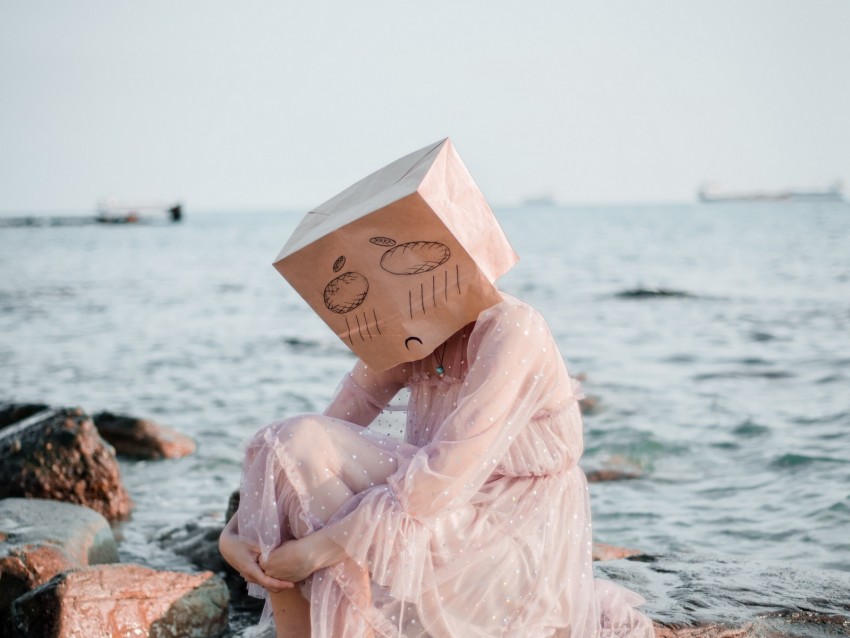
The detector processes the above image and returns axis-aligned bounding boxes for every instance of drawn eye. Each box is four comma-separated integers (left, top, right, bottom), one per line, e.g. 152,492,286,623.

323,272,369,314
332,255,345,272
381,241,450,275
370,237,397,247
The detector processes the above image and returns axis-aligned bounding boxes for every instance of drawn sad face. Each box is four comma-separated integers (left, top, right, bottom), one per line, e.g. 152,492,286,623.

321,236,466,355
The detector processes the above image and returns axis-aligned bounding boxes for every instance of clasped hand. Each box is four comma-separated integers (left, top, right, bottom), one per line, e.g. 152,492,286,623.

219,516,314,592
258,536,317,584
220,515,348,592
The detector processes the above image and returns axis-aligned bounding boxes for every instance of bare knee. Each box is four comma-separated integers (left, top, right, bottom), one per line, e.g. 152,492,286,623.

279,414,330,451
248,414,324,451
245,415,340,491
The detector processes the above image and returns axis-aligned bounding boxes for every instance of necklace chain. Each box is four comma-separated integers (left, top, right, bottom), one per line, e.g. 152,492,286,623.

434,341,448,376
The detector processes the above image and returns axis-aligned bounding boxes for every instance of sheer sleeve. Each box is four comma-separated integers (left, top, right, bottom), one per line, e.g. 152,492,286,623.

322,360,406,426
388,299,564,517
322,298,569,598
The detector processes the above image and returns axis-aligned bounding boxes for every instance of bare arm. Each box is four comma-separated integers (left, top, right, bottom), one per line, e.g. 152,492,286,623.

259,527,346,583
322,359,406,425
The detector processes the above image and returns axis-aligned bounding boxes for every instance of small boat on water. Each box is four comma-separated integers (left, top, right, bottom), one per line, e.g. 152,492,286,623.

698,181,845,204
522,194,557,207
96,197,183,223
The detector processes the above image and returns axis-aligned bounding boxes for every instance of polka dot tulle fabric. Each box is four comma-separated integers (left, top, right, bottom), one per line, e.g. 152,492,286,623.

237,294,653,637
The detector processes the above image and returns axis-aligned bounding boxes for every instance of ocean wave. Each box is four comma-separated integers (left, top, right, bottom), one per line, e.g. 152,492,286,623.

770,453,848,469
614,287,696,299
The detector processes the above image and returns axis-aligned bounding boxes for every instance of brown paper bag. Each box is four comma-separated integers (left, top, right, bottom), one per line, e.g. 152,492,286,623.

273,138,518,370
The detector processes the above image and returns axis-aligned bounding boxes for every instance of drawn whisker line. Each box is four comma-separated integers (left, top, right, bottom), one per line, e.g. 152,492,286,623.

372,309,382,335
363,312,373,340
355,314,365,341
432,275,436,308
444,270,448,302
409,290,413,319
344,317,354,345
420,283,425,314
456,265,461,294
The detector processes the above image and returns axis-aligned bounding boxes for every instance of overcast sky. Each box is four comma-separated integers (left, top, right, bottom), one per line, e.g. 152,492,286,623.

1,1,848,212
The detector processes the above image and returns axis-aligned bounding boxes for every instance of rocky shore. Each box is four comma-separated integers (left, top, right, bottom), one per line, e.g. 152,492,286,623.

1,402,847,637
0,403,227,638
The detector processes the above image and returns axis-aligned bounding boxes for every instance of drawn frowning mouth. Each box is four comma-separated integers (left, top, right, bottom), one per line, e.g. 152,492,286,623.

404,336,423,350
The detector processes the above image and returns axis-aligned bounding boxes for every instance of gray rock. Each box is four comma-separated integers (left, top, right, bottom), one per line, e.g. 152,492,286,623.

10,563,229,638
159,519,229,575
159,490,240,577
0,498,117,626
0,403,50,429
158,491,263,623
226,489,240,523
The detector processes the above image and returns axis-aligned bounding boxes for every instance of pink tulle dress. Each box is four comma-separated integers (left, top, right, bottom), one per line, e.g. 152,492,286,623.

237,294,654,637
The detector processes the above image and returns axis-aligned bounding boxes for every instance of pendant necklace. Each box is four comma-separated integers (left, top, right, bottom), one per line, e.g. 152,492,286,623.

434,341,448,377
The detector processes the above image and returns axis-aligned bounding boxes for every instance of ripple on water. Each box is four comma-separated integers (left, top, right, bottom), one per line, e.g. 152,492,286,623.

693,370,796,381
770,453,849,470
661,353,699,364
749,330,779,342
710,441,740,451
585,429,689,470
791,411,850,426
732,419,771,438
613,287,696,299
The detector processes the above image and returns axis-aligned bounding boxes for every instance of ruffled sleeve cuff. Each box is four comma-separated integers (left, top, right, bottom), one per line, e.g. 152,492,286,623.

323,484,434,601
571,376,585,401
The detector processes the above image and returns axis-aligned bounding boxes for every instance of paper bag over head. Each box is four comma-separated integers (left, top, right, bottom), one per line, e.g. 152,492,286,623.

273,138,518,371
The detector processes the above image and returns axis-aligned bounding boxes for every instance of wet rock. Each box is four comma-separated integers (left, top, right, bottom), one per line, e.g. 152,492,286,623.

651,613,850,637
159,492,263,625
159,519,230,575
0,407,132,521
157,517,263,619
10,563,228,638
226,489,240,522
760,609,850,636
93,411,196,460
0,498,118,628
579,395,602,415
653,622,752,637
0,403,50,429
158,491,241,577
592,541,643,561
586,468,642,483
598,552,850,638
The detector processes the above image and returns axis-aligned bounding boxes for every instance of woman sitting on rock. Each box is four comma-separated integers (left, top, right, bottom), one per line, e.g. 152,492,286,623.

220,139,654,638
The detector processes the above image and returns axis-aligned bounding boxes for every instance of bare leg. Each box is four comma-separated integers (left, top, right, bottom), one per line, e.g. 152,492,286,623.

259,416,403,636
269,587,311,638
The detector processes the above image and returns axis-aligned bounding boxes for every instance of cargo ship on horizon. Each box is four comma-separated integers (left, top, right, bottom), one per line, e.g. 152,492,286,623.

698,181,845,204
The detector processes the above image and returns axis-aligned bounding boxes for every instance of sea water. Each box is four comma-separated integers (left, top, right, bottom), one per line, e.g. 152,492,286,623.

1,203,848,633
